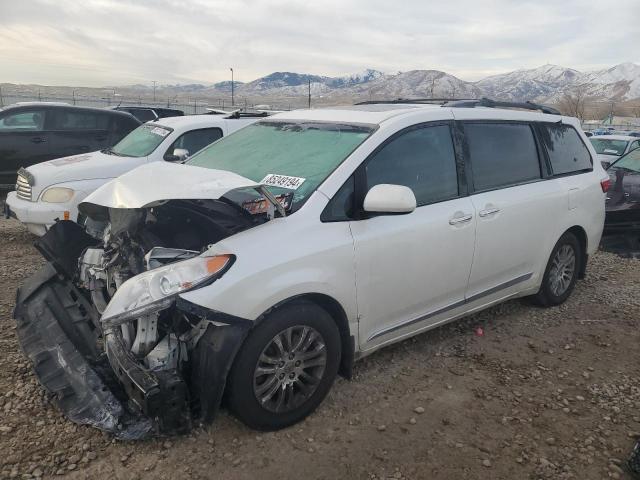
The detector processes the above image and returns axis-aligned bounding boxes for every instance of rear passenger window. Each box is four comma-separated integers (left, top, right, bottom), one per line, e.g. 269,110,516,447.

365,124,458,206
465,123,541,191
539,124,592,175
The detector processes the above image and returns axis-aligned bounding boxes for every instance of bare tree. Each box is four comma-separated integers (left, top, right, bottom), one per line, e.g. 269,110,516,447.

558,85,589,121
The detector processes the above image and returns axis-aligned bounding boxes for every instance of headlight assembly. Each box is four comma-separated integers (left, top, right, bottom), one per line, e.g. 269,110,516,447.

40,187,75,203
101,254,233,325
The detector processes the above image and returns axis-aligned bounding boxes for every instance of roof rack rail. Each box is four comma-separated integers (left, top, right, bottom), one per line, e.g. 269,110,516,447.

443,97,561,115
354,98,475,105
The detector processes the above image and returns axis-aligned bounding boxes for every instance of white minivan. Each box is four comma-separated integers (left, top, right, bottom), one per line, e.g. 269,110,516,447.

15,100,607,438
5,113,263,235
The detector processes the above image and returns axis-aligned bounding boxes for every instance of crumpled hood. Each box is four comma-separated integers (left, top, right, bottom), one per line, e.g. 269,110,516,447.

79,162,259,212
26,151,147,189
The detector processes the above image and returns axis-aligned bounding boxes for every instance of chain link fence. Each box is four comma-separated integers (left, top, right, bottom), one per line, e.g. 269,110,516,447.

0,92,295,114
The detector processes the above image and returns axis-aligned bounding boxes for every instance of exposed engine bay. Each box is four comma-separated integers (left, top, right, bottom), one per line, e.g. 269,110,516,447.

14,196,283,439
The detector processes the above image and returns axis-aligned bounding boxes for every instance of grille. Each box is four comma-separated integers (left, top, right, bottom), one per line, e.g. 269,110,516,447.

16,174,32,201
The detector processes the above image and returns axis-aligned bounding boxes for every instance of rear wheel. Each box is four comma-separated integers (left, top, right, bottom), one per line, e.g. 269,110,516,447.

227,302,341,430
531,232,581,307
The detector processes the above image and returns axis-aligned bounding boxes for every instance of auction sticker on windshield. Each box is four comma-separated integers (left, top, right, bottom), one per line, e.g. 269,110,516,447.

260,174,306,190
150,126,170,137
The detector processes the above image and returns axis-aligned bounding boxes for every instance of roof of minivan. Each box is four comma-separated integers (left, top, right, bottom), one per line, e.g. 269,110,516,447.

270,103,569,126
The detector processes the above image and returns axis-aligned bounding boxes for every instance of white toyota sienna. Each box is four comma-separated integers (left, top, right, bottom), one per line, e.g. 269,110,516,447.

15,99,607,438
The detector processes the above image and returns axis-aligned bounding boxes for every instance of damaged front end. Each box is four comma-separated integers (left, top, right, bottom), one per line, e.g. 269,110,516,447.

14,188,279,438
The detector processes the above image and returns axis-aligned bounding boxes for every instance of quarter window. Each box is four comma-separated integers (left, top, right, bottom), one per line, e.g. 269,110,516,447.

539,124,592,175
365,124,458,206
465,123,541,191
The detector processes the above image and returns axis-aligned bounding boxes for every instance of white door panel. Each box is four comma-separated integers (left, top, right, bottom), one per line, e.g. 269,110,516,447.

466,180,565,299
353,197,476,347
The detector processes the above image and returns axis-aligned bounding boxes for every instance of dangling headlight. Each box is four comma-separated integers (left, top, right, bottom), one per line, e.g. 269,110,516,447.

101,254,233,325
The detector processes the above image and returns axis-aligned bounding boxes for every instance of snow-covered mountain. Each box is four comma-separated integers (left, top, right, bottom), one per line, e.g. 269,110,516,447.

338,70,481,100
580,63,640,100
476,64,583,101
326,69,385,88
240,72,330,92
127,63,640,103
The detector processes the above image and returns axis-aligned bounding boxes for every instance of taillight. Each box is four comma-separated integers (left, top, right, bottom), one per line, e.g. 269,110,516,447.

600,178,611,193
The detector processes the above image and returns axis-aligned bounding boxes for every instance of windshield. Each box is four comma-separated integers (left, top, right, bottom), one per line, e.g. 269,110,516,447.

609,148,640,174
109,124,172,157
187,121,375,208
590,138,629,156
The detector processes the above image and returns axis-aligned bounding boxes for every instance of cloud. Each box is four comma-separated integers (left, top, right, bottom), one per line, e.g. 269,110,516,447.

0,0,638,86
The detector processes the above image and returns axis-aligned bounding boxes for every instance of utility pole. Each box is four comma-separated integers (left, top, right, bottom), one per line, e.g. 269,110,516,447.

230,68,234,106
72,89,77,105
0,86,4,107
152,81,157,103
308,78,311,108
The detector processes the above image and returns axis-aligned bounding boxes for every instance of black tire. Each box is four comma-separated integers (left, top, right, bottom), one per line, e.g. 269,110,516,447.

227,302,341,431
531,232,581,307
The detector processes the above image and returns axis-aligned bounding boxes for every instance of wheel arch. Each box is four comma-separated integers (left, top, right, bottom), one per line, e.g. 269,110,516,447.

565,225,588,279
253,293,355,379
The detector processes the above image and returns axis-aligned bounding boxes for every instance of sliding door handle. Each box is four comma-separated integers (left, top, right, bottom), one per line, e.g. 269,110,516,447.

479,207,500,217
449,213,473,225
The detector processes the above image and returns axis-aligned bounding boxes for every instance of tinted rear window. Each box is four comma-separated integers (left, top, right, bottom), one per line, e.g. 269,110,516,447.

540,124,593,175
53,110,109,130
465,123,541,191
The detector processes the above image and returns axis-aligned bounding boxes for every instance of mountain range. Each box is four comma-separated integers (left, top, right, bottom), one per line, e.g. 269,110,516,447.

129,63,640,103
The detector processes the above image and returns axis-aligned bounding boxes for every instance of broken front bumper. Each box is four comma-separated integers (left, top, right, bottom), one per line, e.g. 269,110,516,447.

14,222,251,438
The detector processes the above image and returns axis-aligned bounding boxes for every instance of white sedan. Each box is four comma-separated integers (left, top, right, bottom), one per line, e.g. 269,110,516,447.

6,113,262,235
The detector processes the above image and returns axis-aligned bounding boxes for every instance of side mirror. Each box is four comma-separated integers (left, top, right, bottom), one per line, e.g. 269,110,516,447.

363,184,416,214
165,148,190,162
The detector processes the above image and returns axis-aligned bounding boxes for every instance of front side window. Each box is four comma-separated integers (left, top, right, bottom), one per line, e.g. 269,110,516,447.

187,121,375,209
0,110,45,131
538,124,592,175
590,138,629,156
364,124,458,206
465,123,541,191
165,127,223,160
109,123,172,157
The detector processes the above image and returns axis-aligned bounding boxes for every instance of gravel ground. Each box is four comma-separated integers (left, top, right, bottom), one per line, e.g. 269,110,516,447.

1,214,639,479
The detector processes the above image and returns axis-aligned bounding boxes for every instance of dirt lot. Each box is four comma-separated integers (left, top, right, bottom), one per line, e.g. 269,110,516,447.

1,215,639,480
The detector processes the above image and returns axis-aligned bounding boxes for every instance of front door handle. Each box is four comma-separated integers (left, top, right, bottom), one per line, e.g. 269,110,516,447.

30,137,46,144
449,213,473,225
479,207,500,217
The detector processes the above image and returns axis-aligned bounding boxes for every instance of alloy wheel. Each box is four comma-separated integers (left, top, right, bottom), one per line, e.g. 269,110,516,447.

253,326,327,413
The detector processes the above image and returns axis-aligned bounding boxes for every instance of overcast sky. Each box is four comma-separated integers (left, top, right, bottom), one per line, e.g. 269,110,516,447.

1,0,639,86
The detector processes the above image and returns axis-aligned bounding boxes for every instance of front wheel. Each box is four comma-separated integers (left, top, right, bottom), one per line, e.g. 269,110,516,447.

531,232,581,307
227,302,341,430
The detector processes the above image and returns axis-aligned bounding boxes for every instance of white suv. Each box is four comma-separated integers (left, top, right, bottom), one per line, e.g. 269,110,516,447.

15,100,607,438
5,113,264,235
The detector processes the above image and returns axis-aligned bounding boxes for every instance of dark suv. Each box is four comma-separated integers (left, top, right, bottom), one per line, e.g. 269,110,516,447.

0,103,140,186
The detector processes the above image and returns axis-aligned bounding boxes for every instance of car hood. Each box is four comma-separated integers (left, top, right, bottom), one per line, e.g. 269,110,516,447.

79,162,260,212
26,151,147,189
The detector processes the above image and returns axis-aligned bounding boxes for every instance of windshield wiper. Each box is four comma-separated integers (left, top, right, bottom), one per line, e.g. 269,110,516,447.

102,147,123,156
